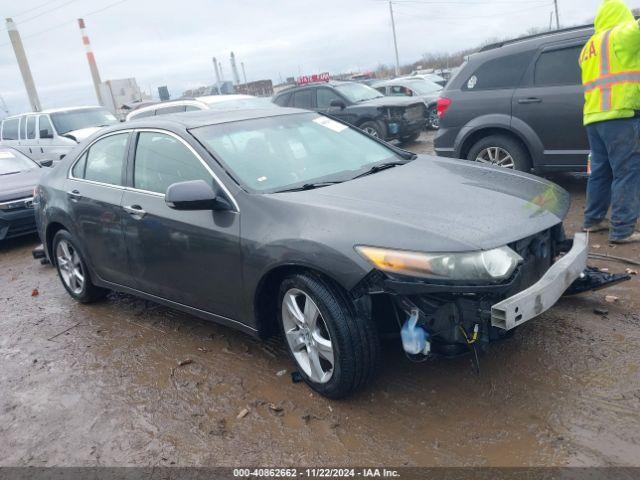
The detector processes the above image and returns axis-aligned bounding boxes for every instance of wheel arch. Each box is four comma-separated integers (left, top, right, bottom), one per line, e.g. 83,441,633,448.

253,263,353,339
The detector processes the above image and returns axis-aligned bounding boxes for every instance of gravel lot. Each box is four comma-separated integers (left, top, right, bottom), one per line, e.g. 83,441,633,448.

1,131,639,467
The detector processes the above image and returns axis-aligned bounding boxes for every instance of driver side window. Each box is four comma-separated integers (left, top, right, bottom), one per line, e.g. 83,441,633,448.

316,88,342,109
133,132,212,195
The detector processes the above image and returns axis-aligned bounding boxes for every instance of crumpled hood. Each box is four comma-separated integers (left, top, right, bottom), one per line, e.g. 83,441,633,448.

63,127,103,143
0,168,42,202
273,157,570,253
595,0,635,32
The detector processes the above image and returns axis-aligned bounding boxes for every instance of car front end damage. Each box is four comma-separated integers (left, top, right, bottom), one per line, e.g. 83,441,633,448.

381,104,426,139
350,225,630,360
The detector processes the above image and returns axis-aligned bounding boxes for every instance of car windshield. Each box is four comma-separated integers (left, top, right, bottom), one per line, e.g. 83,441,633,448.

191,113,401,193
405,80,442,95
335,83,384,103
206,97,273,110
0,149,37,175
50,108,118,135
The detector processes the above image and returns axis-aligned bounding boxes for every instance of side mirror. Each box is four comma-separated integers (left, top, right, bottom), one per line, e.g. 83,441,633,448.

165,180,232,211
39,159,54,167
40,129,53,139
330,99,346,110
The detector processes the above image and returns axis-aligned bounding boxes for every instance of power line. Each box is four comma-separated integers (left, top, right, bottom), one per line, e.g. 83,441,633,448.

16,0,83,26
0,0,131,48
9,0,70,19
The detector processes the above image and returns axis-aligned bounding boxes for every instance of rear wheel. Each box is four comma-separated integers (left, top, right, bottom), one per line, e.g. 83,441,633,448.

278,273,380,399
53,230,107,303
467,135,531,172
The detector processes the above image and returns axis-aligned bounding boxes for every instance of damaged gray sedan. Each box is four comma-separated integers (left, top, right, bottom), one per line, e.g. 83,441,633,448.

33,107,625,398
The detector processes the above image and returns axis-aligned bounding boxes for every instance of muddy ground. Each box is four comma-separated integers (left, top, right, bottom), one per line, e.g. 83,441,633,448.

1,131,639,467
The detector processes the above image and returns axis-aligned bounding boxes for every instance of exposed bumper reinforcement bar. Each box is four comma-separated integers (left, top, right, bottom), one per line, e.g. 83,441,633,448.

491,233,588,330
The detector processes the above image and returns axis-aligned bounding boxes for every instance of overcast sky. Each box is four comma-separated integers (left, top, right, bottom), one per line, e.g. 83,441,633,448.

0,0,634,115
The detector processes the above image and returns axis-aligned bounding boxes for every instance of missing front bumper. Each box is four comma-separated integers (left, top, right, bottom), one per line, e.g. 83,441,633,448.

491,233,588,330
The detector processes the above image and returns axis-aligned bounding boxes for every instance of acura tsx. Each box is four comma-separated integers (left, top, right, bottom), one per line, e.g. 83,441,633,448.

33,107,610,398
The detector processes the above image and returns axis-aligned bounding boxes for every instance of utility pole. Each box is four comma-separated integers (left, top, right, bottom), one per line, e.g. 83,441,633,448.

549,11,554,31
389,1,400,76
5,18,41,112
554,0,560,29
241,62,248,85
78,18,104,105
212,57,221,84
230,52,241,86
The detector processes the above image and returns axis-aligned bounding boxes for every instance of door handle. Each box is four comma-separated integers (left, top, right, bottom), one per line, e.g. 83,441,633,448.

67,189,82,201
517,97,542,104
40,147,44,153
29,147,33,153
123,205,147,218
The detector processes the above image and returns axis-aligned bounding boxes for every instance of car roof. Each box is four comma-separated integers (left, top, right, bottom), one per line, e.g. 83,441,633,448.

478,24,593,54
196,94,254,104
3,106,105,119
110,107,306,132
126,94,260,119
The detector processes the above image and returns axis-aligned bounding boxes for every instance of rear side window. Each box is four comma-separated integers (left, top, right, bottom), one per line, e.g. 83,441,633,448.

83,133,129,185
133,132,211,194
26,116,37,139
292,89,314,109
1,118,19,140
463,52,533,91
534,46,583,86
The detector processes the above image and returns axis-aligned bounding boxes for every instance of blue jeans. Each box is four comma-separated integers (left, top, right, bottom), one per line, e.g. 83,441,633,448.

585,117,640,241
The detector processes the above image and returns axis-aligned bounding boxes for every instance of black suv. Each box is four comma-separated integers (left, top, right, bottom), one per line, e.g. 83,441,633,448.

434,25,593,173
272,81,427,143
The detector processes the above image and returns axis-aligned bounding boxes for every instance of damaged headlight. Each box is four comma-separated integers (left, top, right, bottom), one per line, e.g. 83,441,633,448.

355,245,523,281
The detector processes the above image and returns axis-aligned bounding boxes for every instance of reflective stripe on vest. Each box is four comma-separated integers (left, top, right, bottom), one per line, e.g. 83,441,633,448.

584,28,640,111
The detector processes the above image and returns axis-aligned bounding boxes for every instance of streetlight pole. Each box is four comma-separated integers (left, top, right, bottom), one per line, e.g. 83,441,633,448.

389,1,400,76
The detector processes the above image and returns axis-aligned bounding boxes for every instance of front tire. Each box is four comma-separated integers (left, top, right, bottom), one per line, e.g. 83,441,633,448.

53,230,107,303
359,120,386,139
426,107,440,130
400,131,421,144
467,134,531,172
278,273,380,399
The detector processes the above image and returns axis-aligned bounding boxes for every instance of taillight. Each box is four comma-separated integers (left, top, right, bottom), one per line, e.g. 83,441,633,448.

436,97,451,119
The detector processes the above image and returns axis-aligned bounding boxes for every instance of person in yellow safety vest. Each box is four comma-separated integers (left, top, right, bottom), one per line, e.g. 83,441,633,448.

580,0,640,243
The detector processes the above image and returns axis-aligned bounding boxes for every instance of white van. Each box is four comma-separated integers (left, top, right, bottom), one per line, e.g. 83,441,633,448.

0,106,118,162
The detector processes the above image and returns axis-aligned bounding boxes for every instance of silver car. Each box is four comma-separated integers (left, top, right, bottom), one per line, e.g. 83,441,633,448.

372,78,442,130
0,106,118,163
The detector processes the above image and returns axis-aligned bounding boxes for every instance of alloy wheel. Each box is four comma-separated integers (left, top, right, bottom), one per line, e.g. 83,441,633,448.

475,147,515,169
363,127,379,137
281,288,335,384
56,239,85,295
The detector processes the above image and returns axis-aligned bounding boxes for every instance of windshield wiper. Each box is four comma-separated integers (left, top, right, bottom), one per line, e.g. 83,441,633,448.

352,161,406,180
274,181,343,193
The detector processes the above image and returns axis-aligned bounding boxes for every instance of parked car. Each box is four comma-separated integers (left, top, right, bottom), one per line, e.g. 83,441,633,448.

408,72,447,86
0,146,51,240
34,107,610,398
434,25,592,173
126,95,272,121
0,107,118,162
372,77,442,129
272,81,426,143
